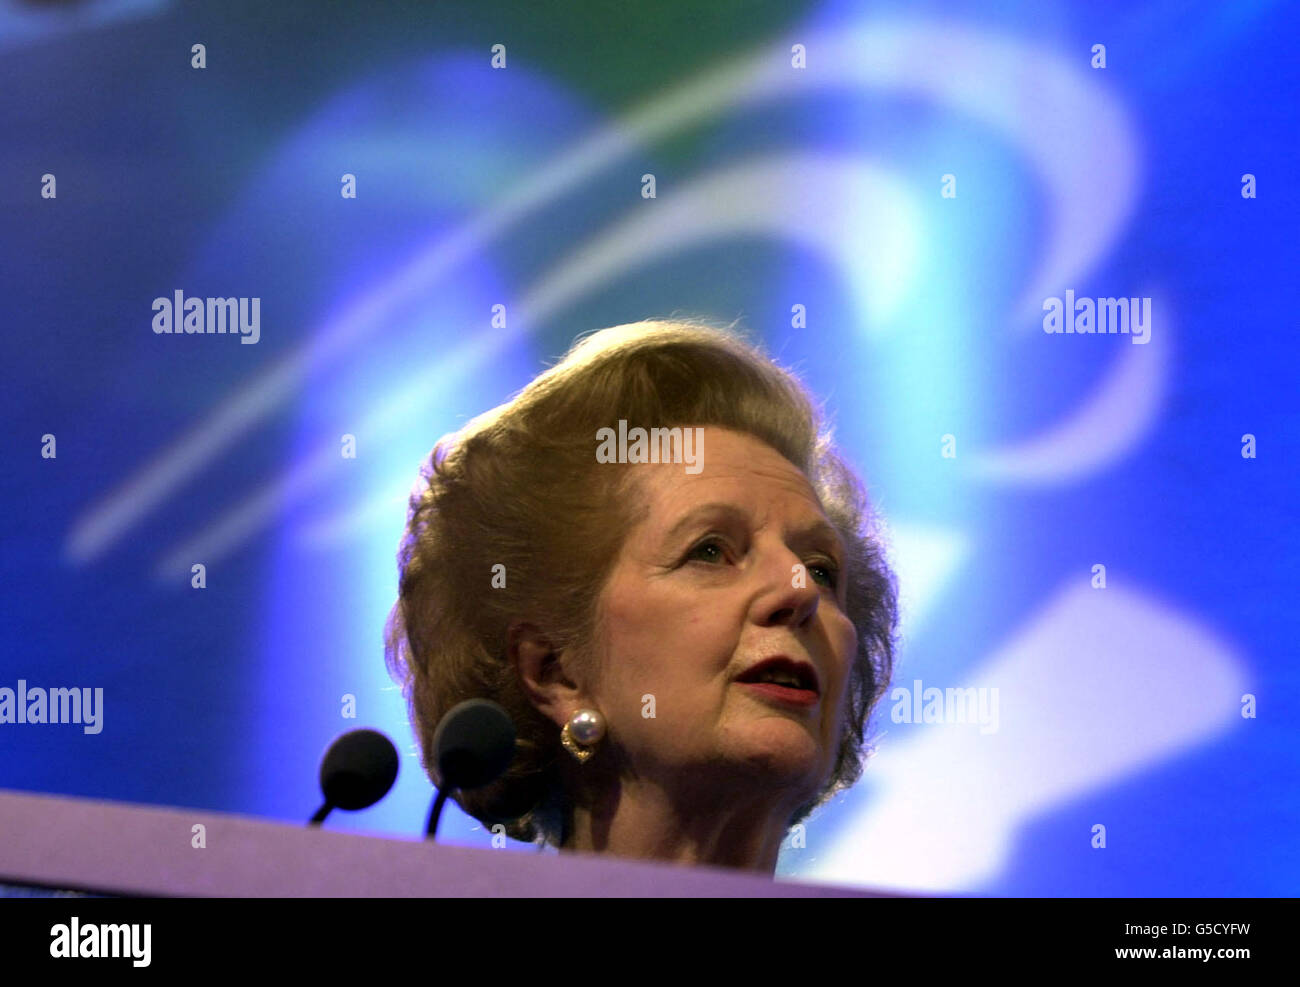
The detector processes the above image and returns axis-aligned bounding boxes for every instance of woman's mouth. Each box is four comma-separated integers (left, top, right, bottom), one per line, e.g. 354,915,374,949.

735,681,819,708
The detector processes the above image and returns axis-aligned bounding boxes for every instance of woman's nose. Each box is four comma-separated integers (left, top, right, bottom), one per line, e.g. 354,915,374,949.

753,549,820,629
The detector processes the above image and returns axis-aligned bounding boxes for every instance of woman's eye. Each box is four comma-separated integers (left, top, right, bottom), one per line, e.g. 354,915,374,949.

686,537,728,563
808,561,840,589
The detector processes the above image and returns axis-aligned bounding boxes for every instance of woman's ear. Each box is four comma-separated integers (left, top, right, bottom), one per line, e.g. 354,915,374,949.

508,621,586,724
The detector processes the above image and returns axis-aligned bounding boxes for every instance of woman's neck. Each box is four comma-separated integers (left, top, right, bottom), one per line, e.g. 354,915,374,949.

558,776,796,874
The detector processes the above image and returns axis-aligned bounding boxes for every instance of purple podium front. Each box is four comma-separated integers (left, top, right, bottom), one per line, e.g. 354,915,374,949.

0,789,884,897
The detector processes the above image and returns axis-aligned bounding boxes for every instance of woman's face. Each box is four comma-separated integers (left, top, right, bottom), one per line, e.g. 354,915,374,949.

586,426,858,808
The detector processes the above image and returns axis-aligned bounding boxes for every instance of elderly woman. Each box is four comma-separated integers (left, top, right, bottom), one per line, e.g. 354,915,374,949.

385,319,896,874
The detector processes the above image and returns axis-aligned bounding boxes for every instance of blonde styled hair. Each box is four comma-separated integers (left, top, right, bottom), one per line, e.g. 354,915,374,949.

384,318,897,846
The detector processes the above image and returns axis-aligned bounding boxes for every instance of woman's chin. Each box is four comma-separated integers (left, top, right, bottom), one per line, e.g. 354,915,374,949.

729,724,826,787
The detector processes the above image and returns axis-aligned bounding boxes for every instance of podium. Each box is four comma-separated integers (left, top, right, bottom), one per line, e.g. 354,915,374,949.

0,788,883,897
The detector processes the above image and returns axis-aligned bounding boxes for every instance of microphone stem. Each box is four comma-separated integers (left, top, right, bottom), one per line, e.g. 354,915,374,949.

425,787,452,839
309,802,333,826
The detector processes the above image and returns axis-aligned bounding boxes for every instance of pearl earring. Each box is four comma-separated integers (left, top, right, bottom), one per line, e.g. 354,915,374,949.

561,708,605,763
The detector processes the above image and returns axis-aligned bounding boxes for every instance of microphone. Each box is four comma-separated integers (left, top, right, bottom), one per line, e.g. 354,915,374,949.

425,699,516,839
309,728,399,825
